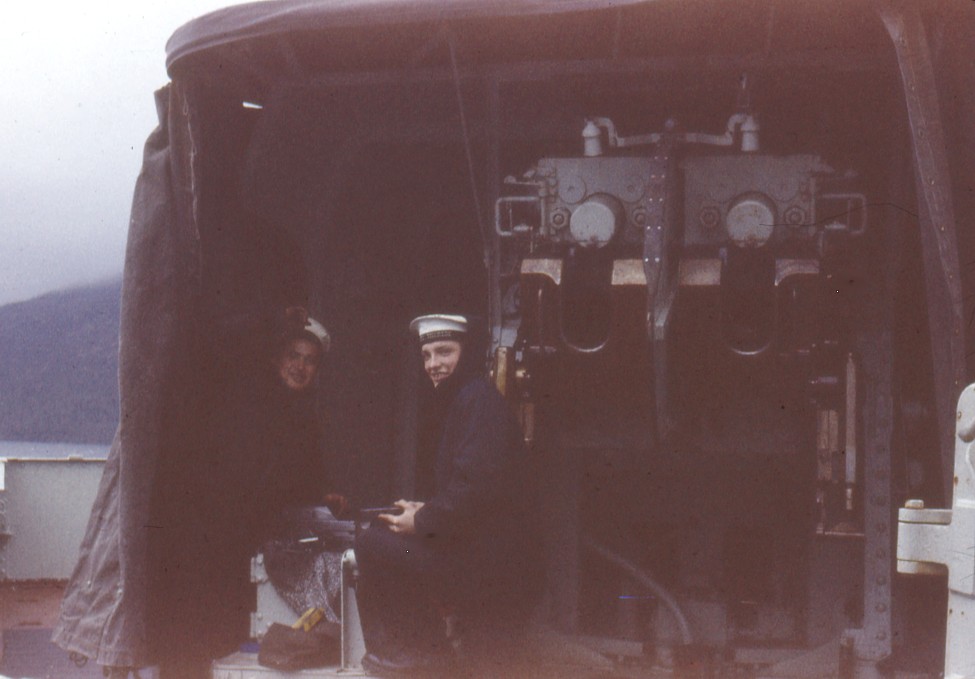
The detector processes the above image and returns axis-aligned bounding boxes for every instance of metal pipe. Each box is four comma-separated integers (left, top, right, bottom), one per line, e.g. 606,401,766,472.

581,536,693,645
592,112,759,152
340,549,366,670
844,353,858,511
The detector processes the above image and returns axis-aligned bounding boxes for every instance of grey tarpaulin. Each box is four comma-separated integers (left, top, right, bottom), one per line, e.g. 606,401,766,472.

53,81,201,668
164,0,651,75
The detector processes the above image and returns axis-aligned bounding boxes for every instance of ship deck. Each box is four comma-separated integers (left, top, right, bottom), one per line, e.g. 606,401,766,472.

0,579,940,679
0,580,109,678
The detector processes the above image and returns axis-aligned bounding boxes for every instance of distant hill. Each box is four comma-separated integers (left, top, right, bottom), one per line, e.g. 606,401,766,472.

0,279,121,444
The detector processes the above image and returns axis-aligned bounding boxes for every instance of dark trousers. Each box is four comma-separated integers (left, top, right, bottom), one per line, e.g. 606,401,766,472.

355,523,539,670
355,523,455,661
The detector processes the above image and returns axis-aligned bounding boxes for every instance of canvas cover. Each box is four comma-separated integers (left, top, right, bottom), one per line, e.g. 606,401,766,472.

165,0,651,74
53,81,202,667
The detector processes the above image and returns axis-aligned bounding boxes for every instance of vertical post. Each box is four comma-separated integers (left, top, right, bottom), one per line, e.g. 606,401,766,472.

849,327,894,678
341,549,366,670
941,387,975,679
878,0,966,503
845,354,858,511
843,75,907,670
897,385,975,679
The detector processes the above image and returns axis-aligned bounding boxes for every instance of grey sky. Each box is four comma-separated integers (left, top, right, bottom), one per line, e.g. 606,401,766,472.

1,1,247,306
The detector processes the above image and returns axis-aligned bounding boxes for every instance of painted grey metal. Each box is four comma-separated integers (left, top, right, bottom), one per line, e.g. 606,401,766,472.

878,0,966,503
339,549,365,671
839,187,901,676
680,155,834,248
898,504,950,576
845,319,895,677
212,548,366,677
249,552,301,640
0,458,106,581
897,383,975,679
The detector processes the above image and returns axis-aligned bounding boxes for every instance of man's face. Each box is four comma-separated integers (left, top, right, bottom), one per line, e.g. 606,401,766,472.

421,340,462,387
275,338,322,392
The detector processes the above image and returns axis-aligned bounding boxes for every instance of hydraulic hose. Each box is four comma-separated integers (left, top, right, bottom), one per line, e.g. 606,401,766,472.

581,536,693,645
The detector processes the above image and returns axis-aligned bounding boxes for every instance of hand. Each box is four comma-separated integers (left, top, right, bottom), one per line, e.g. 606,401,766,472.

379,499,424,535
323,493,349,518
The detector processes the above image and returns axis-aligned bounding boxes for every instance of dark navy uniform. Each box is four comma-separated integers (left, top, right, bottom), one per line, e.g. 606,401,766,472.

356,368,539,670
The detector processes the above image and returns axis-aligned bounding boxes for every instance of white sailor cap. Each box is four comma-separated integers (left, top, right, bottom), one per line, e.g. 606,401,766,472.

409,314,468,343
303,317,331,353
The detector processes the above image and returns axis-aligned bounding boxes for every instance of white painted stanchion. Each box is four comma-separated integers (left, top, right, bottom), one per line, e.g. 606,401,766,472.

897,383,975,679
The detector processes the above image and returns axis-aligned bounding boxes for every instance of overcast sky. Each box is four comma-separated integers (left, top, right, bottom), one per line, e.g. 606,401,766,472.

1,1,252,307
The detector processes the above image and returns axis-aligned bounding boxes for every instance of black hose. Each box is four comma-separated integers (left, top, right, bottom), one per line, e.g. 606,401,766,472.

581,536,693,645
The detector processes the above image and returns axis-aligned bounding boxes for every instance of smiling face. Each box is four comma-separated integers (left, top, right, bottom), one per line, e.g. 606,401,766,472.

274,337,322,392
421,340,462,388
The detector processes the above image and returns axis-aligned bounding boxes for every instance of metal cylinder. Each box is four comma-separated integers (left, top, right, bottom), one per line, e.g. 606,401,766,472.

583,119,603,157
340,549,366,670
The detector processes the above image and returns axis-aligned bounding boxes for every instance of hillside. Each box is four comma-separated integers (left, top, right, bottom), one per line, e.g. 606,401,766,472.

0,279,121,444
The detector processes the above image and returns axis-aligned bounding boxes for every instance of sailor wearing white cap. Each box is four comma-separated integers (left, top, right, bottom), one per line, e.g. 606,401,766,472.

140,305,346,679
355,312,541,676
409,314,468,388
302,316,331,353
408,313,468,343
274,310,331,392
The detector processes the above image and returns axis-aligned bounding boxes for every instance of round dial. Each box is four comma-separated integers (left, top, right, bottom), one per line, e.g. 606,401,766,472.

726,196,775,248
570,195,622,248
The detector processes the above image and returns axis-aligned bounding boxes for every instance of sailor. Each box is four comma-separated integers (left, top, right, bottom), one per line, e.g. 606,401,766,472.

240,309,348,529
156,309,346,679
355,313,540,676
